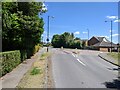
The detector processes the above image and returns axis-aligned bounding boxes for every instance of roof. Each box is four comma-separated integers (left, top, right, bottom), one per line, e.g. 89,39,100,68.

93,36,110,42
93,41,117,47
92,36,117,47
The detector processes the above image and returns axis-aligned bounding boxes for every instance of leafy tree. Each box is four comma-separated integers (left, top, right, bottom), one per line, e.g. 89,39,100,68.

2,2,46,60
71,33,74,39
51,32,82,49
74,37,81,40
82,41,86,48
51,34,61,48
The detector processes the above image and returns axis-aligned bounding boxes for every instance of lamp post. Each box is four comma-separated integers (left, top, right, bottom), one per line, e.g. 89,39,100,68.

47,16,54,52
87,28,89,40
105,20,113,52
86,29,89,46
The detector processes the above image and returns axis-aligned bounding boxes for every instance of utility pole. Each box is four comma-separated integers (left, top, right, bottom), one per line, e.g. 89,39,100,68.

105,20,113,52
47,16,49,52
110,20,113,52
47,16,54,52
87,29,89,40
87,29,89,46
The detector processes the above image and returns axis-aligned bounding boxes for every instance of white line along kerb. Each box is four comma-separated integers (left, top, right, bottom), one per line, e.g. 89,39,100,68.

77,59,86,66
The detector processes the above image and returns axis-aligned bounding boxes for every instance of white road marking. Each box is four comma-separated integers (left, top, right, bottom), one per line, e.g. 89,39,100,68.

75,54,78,57
72,54,75,57
72,53,78,57
71,53,86,66
77,59,86,66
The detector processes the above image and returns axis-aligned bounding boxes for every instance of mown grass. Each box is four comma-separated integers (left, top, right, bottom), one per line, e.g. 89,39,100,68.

40,52,50,60
30,67,41,75
107,52,120,60
17,52,51,88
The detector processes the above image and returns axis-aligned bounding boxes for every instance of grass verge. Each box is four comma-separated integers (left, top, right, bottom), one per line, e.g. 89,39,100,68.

30,67,41,75
107,52,120,65
107,52,120,60
17,52,50,88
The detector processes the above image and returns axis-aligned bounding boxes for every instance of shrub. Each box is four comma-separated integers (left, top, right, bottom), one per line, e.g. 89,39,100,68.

33,44,40,54
0,50,21,76
30,67,41,75
20,50,27,62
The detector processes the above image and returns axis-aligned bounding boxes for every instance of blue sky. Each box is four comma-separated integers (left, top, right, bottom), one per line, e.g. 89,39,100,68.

39,2,119,44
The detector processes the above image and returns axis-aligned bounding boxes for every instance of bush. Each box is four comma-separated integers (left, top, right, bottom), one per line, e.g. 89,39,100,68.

20,50,27,62
0,50,21,76
33,44,40,54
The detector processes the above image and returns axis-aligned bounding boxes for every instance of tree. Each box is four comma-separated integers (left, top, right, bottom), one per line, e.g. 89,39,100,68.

51,32,82,49
2,2,46,59
74,37,81,40
51,34,61,48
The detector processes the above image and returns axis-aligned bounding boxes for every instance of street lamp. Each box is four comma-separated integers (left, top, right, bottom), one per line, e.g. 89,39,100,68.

87,28,89,40
105,20,113,52
47,15,54,52
87,29,89,46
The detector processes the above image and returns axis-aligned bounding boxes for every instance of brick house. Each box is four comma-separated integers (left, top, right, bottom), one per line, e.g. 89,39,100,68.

88,36,117,52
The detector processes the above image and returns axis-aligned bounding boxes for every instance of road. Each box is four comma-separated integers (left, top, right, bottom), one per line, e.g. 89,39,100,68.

50,48,118,88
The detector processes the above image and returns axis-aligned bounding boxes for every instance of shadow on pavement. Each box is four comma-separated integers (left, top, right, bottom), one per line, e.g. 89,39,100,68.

104,79,120,89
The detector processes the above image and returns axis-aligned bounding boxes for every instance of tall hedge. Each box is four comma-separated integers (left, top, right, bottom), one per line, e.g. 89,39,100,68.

0,50,21,76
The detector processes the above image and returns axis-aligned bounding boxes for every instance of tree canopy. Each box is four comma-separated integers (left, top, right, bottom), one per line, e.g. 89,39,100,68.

51,32,82,49
2,2,46,59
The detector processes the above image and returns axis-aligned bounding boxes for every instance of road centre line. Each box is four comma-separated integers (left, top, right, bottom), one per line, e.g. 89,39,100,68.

72,53,78,57
72,54,75,57
77,59,86,66
71,53,86,66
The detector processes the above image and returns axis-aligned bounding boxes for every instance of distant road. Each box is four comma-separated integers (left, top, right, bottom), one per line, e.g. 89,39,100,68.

50,48,118,88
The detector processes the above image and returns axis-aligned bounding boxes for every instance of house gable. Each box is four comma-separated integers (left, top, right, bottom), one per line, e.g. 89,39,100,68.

88,36,99,46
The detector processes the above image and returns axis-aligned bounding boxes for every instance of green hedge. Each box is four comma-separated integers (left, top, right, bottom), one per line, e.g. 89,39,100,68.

0,50,21,76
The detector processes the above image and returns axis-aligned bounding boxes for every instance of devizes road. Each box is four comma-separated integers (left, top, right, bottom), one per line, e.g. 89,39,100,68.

50,48,118,88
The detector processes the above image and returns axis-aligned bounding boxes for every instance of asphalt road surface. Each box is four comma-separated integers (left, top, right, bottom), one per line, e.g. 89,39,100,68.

50,48,118,88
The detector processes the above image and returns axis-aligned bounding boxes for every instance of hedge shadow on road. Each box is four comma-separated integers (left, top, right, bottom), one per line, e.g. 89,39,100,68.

104,79,120,89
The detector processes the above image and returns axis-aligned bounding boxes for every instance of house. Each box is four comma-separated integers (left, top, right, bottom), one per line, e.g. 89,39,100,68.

88,36,117,52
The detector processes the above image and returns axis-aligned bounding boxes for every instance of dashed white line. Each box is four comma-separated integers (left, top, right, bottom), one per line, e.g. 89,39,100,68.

77,59,86,66
71,53,86,66
72,53,78,57
75,54,78,57
72,54,75,57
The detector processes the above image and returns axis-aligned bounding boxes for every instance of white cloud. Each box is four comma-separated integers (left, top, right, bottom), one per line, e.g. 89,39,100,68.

43,31,46,34
83,32,88,34
114,19,120,23
106,16,118,19
74,31,80,35
42,3,47,11
109,30,116,33
105,36,109,39
100,36,109,39
112,34,120,37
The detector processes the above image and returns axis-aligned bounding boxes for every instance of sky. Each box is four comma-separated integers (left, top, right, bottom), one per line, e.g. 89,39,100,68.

39,2,119,44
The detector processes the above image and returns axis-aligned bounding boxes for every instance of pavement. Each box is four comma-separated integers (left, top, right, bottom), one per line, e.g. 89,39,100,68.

98,52,120,67
51,48,118,88
0,47,46,89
